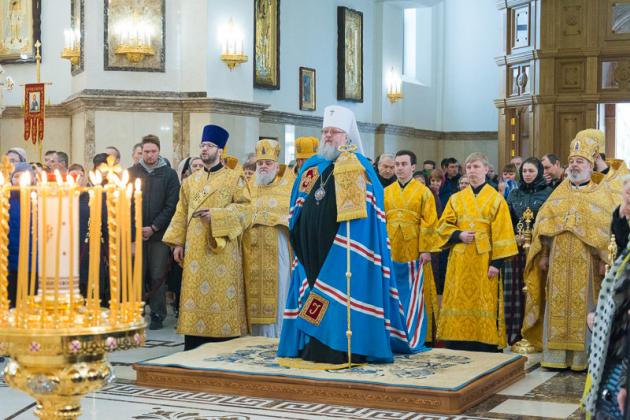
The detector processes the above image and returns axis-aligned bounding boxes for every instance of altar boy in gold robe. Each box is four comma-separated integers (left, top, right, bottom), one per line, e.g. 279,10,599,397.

163,124,251,351
243,139,292,337
384,150,440,345
522,133,617,370
436,152,518,351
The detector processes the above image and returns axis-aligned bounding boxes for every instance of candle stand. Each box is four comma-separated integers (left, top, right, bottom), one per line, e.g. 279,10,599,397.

0,157,145,419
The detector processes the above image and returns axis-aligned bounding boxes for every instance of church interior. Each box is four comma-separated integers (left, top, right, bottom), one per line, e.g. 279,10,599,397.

0,0,628,419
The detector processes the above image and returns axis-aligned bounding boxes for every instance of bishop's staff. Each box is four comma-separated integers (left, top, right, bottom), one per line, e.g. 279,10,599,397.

333,144,367,369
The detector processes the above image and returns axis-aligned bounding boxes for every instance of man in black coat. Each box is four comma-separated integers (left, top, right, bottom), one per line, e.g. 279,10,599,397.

128,134,180,330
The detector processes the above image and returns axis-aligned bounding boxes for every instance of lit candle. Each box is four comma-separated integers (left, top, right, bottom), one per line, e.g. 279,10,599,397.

67,175,76,322
38,171,79,324
0,174,9,318
17,172,31,326
134,179,142,312
28,191,37,310
107,184,120,322
39,175,47,326
87,171,103,322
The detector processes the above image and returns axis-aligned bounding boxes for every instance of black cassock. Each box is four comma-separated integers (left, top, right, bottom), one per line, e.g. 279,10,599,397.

289,164,366,364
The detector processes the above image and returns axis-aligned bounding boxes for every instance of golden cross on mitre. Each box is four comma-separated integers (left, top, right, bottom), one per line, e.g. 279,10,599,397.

0,155,14,183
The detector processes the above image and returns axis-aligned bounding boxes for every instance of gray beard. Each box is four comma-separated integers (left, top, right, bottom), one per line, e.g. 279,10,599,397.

255,170,277,185
568,168,591,184
318,143,340,161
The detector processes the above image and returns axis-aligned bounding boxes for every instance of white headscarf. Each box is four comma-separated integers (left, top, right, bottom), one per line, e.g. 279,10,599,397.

322,105,363,154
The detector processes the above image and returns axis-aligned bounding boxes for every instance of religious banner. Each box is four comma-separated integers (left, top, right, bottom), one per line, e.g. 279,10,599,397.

23,82,44,144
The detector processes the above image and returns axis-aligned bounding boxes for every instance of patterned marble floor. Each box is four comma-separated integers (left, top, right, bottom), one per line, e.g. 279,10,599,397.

0,314,586,420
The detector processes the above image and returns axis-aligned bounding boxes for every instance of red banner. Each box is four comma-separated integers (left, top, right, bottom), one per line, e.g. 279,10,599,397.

24,83,45,145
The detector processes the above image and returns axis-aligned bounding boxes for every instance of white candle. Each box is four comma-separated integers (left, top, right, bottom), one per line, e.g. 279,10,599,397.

38,174,80,299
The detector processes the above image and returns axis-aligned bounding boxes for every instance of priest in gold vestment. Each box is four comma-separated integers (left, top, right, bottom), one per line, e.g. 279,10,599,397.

243,139,292,337
522,134,618,370
436,152,518,351
384,150,439,345
163,124,251,350
284,136,319,186
584,128,630,203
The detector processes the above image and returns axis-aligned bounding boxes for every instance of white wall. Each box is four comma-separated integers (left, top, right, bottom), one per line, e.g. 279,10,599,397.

3,0,72,106
206,0,254,101
377,1,444,131
253,0,376,122
441,0,499,131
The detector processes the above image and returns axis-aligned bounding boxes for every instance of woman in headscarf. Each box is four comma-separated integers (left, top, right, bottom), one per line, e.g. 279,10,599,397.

581,175,630,419
503,157,553,345
7,162,36,307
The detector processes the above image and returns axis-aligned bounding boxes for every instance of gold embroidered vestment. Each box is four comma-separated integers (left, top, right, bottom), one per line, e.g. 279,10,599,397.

242,174,292,325
435,185,518,347
163,167,251,338
384,179,440,341
522,178,617,358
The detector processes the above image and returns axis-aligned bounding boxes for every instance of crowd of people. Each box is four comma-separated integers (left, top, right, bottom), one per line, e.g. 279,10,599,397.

4,106,630,417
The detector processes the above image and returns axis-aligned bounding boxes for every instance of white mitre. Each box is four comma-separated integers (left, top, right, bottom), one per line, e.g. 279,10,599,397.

322,105,364,154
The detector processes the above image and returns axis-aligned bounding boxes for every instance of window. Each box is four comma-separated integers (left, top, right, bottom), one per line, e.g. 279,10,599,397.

403,7,432,86
403,8,416,80
285,124,295,163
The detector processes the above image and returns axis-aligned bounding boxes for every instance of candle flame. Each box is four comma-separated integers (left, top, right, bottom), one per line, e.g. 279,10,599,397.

93,170,103,186
19,171,31,187
54,169,63,185
135,178,141,192
30,191,37,201
0,173,4,185
108,173,120,185
40,172,47,185
121,170,129,186
67,174,75,187
126,183,133,198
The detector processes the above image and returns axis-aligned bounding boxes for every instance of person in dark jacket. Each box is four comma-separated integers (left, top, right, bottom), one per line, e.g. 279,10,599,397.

128,134,180,330
611,175,630,252
7,163,36,308
503,157,552,344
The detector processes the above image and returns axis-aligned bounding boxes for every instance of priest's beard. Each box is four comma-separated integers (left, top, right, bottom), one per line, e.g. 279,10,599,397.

567,166,592,184
202,148,220,168
318,142,340,161
255,168,277,185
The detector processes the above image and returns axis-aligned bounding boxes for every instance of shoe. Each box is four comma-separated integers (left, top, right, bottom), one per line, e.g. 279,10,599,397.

149,315,163,330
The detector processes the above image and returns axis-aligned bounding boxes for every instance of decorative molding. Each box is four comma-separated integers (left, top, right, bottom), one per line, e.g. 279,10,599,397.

0,93,497,143
442,131,499,140
376,124,442,139
77,89,207,98
2,104,68,119
260,110,322,127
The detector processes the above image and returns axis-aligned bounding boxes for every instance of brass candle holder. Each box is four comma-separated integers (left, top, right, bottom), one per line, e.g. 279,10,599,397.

515,207,534,250
512,207,538,355
605,234,618,274
60,47,80,66
0,156,145,419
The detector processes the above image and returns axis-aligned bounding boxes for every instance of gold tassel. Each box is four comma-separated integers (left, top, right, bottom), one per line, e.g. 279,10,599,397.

334,145,367,222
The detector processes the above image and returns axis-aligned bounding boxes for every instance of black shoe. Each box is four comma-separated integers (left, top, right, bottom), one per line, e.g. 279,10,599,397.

149,315,163,330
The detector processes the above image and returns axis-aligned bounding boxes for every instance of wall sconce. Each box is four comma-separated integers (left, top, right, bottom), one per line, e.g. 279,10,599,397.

114,18,155,63
61,27,80,65
386,67,403,104
220,19,247,70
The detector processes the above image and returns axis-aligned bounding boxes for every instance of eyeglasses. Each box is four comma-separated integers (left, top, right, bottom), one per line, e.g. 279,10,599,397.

199,143,218,150
321,128,345,136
